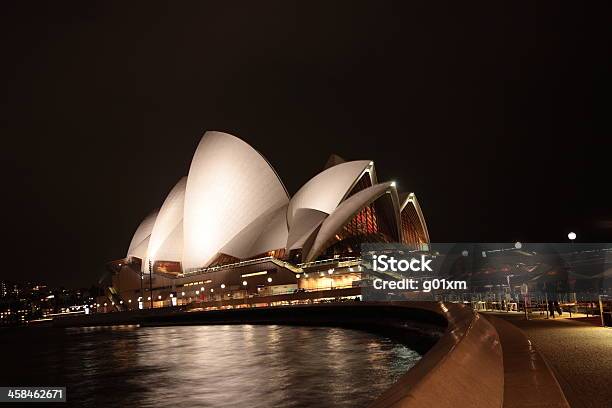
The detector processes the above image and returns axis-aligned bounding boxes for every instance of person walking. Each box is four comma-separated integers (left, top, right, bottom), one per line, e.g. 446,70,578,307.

554,300,562,316
548,300,556,318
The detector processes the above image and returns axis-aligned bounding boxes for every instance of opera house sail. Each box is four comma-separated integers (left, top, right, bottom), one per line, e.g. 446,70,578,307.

108,131,429,309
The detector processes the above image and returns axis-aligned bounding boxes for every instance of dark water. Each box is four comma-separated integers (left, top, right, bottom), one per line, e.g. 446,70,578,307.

2,325,421,407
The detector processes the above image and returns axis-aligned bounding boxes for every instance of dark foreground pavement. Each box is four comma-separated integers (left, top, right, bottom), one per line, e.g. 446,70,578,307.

484,313,612,408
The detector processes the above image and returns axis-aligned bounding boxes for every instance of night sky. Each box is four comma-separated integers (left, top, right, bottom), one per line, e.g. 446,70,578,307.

2,2,610,288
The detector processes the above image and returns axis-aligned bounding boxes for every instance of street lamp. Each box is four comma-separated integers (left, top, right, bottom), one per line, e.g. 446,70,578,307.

148,259,153,309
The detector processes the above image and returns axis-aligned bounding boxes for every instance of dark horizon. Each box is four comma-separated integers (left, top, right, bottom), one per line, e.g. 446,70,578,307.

2,2,611,288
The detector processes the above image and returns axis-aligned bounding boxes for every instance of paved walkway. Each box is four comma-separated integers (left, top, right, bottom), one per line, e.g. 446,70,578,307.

485,312,612,408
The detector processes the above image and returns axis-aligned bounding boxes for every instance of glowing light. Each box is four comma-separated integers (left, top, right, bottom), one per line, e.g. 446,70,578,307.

221,284,226,289
128,299,132,303
147,297,151,301
195,291,199,295
295,274,301,279
210,288,214,292
241,271,267,277
568,232,577,241
390,181,396,187
267,277,273,283
242,281,248,286
181,291,185,296
201,287,205,291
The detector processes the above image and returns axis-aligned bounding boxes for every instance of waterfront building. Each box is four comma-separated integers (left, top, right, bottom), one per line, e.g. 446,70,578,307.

107,131,429,309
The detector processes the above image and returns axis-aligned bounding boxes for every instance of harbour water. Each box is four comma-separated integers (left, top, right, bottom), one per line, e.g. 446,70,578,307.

3,325,422,407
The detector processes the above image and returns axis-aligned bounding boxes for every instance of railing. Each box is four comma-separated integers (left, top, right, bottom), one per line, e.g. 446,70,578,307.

181,256,303,277
298,256,361,269
177,255,363,278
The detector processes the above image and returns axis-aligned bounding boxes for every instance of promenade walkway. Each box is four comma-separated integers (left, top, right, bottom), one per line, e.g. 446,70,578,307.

484,312,612,408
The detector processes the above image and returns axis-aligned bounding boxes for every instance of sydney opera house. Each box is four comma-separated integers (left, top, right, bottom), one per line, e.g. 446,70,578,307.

107,131,429,309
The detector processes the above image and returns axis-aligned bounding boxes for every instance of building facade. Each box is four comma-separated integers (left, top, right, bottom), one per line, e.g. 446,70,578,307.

107,131,429,310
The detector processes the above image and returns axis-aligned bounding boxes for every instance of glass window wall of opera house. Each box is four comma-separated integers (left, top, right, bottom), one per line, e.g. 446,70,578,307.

103,131,430,312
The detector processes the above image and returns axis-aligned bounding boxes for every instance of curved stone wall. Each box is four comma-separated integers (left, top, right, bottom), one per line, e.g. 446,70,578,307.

369,302,504,408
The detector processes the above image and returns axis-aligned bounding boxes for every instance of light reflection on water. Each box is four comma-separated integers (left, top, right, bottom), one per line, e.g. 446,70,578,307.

4,325,421,407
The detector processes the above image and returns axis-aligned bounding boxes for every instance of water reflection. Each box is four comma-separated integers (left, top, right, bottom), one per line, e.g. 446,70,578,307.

3,325,421,407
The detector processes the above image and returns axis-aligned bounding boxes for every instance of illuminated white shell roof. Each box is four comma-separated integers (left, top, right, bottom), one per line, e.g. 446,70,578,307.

182,131,289,270
121,132,429,270
146,177,186,267
219,203,288,259
127,210,158,258
287,160,373,230
305,182,399,262
286,208,327,251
